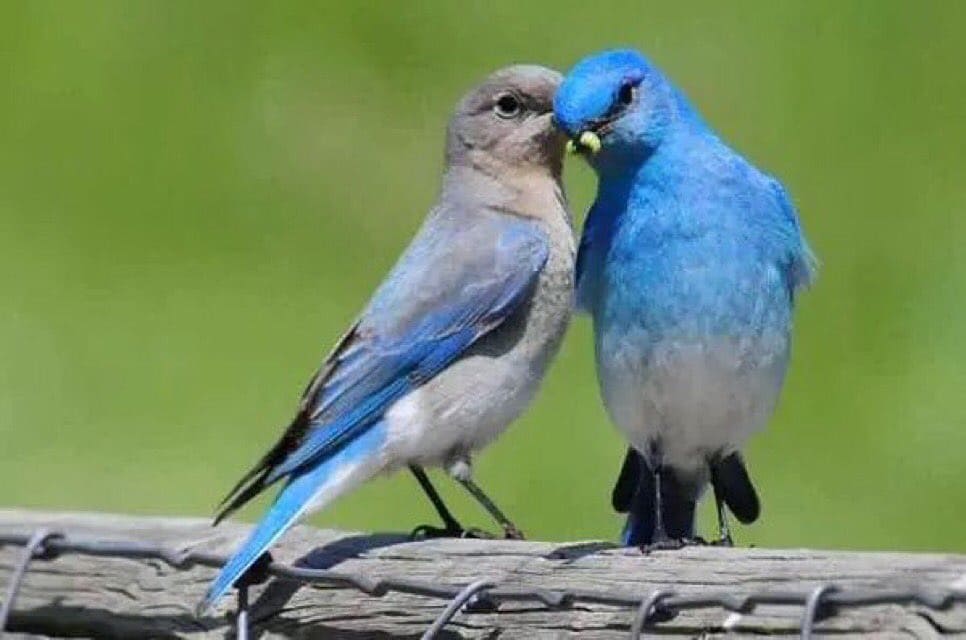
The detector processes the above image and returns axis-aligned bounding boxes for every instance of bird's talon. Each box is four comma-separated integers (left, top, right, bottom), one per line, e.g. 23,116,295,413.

409,525,430,540
640,539,685,553
410,524,498,540
711,535,734,547
639,536,707,553
410,524,463,540
502,525,525,540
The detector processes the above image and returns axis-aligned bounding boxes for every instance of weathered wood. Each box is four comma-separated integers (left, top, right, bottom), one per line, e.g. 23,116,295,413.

0,509,963,638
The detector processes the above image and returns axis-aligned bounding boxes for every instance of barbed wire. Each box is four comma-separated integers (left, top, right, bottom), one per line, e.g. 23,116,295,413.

1,527,963,639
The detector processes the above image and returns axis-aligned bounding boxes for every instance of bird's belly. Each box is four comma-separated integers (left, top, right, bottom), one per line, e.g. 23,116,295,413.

599,335,788,472
381,353,542,468
382,261,573,469
379,224,573,472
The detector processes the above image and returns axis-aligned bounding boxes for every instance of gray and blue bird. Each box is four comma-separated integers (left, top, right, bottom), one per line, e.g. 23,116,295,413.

554,50,814,546
200,65,574,612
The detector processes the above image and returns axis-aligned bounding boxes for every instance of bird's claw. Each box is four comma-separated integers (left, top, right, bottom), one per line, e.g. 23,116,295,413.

640,538,685,553
710,534,734,547
410,524,459,540
502,524,525,540
410,524,495,540
639,536,707,553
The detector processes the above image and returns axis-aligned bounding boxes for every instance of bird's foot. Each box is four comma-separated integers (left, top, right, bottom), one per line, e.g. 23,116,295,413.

502,524,525,540
709,534,734,547
639,536,706,553
640,538,685,553
409,524,495,540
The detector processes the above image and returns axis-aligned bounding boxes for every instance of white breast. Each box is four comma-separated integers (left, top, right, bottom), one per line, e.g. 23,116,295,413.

601,336,789,473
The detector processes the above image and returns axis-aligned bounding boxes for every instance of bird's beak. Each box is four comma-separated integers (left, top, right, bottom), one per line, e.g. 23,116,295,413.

566,130,602,156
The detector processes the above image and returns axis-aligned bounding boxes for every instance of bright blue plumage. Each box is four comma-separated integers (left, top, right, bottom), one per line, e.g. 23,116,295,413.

204,422,389,609
556,49,814,545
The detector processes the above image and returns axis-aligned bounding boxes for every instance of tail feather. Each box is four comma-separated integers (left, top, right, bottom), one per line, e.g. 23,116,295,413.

710,453,760,524
198,423,386,614
611,448,642,513
213,412,312,526
619,465,654,545
618,458,697,546
659,477,697,541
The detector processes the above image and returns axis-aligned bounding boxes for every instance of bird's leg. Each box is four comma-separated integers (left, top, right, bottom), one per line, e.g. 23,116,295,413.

448,458,524,540
457,477,525,539
711,469,734,547
641,466,684,552
408,465,471,539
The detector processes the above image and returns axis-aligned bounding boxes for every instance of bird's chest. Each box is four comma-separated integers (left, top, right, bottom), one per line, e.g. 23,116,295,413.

591,209,793,402
590,220,792,462
596,208,791,344
384,223,575,467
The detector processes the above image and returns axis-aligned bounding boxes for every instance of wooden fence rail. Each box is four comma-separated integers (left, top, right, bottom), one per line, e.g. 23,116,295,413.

0,509,964,638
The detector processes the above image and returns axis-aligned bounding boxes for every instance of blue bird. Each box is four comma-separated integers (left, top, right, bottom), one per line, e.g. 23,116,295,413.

199,65,574,612
554,50,815,547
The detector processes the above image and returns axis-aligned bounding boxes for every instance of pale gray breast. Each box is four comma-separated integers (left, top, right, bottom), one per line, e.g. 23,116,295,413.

397,184,575,462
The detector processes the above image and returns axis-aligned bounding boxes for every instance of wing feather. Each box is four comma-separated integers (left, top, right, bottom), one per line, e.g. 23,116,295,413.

215,211,548,522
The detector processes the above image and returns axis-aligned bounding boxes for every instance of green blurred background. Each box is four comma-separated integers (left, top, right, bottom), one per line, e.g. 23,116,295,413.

2,1,964,552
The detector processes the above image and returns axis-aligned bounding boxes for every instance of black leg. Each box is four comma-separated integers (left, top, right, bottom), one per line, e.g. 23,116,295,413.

409,465,466,539
652,466,668,542
640,466,702,552
711,465,734,547
643,466,681,550
456,477,525,539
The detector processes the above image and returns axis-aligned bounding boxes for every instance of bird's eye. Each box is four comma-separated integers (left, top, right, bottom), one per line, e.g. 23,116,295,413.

494,93,522,119
617,82,635,107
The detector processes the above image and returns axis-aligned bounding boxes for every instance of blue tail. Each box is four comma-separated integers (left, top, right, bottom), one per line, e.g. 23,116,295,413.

198,423,386,614
619,455,656,546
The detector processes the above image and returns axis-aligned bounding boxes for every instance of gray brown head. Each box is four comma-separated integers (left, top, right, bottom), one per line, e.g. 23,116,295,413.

445,65,564,177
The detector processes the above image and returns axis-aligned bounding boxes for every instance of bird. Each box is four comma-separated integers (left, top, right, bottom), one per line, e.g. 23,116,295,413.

199,64,574,612
553,49,815,548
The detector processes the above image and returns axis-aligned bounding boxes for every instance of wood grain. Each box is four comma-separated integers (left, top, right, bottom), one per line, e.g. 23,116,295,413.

1,509,963,638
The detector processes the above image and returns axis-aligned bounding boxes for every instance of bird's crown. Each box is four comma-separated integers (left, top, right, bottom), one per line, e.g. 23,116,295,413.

553,49,656,139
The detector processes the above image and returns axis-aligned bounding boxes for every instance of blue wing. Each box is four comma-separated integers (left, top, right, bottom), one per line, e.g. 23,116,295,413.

215,208,549,520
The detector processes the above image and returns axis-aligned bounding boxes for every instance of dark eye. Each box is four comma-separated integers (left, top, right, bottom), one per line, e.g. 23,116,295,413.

617,82,635,107
494,93,522,119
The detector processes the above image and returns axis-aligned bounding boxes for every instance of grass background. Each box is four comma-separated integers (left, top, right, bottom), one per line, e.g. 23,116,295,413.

2,1,964,552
